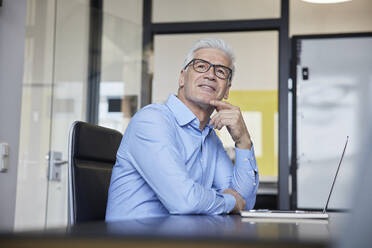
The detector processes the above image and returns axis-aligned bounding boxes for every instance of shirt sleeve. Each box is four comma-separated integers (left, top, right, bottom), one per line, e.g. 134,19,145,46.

122,107,234,215
212,134,259,210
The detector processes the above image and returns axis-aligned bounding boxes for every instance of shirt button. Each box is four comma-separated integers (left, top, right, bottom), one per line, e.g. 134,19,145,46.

253,183,256,186
200,159,203,162
244,158,249,162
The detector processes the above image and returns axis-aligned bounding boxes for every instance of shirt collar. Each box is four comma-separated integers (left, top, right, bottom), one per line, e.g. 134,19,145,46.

165,94,197,126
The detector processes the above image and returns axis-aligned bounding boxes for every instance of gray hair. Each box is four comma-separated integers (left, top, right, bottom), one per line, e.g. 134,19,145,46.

183,38,235,83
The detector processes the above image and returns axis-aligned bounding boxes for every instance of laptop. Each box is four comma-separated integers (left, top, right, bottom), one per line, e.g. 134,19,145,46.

241,136,349,219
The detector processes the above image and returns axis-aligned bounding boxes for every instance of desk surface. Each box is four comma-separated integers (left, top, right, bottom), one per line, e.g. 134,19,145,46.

1,213,347,248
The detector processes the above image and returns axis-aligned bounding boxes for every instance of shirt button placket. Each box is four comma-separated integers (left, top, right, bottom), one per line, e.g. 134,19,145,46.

200,136,203,162
199,136,204,182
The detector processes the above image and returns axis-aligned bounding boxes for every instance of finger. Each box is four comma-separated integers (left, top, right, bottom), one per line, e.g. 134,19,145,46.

210,112,229,127
211,114,224,129
211,108,240,117
239,201,244,211
209,100,234,111
216,121,224,130
218,119,235,130
213,116,222,130
218,111,245,127
214,115,236,128
209,115,217,126
215,118,235,130
213,109,238,116
209,100,233,109
212,115,235,131
211,111,237,125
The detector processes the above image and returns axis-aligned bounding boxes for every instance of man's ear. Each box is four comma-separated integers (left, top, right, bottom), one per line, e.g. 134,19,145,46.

223,82,232,99
179,69,185,88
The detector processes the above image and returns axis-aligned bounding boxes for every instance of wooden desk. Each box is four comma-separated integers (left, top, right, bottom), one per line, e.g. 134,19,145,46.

0,213,346,248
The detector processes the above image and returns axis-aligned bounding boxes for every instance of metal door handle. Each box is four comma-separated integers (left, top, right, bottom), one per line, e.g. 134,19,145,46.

47,151,67,181
54,160,68,166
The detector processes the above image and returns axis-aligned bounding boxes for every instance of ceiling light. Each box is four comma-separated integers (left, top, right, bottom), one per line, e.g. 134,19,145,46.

302,0,352,3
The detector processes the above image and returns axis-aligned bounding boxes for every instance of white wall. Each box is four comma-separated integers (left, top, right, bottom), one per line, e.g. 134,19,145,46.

0,0,27,231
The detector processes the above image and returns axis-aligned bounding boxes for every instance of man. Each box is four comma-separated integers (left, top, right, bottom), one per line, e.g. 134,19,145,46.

106,38,259,221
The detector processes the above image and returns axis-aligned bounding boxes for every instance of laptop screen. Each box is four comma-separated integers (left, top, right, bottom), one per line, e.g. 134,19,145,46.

322,136,349,213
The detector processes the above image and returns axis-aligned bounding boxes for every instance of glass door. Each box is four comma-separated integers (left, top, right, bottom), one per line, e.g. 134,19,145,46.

15,0,89,230
15,0,143,230
45,0,90,228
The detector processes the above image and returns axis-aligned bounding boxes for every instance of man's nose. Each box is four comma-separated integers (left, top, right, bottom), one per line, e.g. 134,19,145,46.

204,66,217,80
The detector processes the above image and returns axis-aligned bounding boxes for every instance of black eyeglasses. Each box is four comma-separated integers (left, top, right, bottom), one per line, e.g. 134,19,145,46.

184,58,232,81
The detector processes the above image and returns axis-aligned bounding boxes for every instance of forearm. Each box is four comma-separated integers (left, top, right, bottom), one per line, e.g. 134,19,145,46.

230,146,259,210
209,100,259,210
158,180,235,215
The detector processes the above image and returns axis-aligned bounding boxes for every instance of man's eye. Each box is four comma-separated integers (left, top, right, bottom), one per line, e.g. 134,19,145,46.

217,68,227,76
197,64,207,69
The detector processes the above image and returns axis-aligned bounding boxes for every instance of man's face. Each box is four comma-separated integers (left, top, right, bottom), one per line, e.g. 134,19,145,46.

178,48,232,110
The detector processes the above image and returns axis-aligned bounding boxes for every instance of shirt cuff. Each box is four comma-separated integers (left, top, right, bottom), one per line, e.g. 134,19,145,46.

235,144,258,172
222,193,236,213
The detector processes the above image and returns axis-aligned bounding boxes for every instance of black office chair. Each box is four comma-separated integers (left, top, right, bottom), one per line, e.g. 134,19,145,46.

68,121,122,225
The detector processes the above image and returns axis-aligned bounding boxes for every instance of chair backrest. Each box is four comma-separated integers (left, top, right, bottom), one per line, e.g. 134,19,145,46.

68,121,122,225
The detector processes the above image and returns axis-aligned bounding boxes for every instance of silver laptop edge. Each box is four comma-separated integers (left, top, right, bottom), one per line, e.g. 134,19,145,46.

241,136,349,218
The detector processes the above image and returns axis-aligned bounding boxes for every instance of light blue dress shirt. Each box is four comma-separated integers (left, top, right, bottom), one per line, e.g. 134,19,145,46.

106,94,259,221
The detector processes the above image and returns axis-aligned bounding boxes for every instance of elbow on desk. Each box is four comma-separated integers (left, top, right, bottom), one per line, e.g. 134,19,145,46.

165,195,203,215
167,202,200,215
163,185,208,215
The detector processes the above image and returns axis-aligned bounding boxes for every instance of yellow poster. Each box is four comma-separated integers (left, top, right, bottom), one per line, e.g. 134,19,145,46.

225,90,278,178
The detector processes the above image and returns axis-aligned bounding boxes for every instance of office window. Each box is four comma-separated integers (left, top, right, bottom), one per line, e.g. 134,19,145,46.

98,0,143,133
